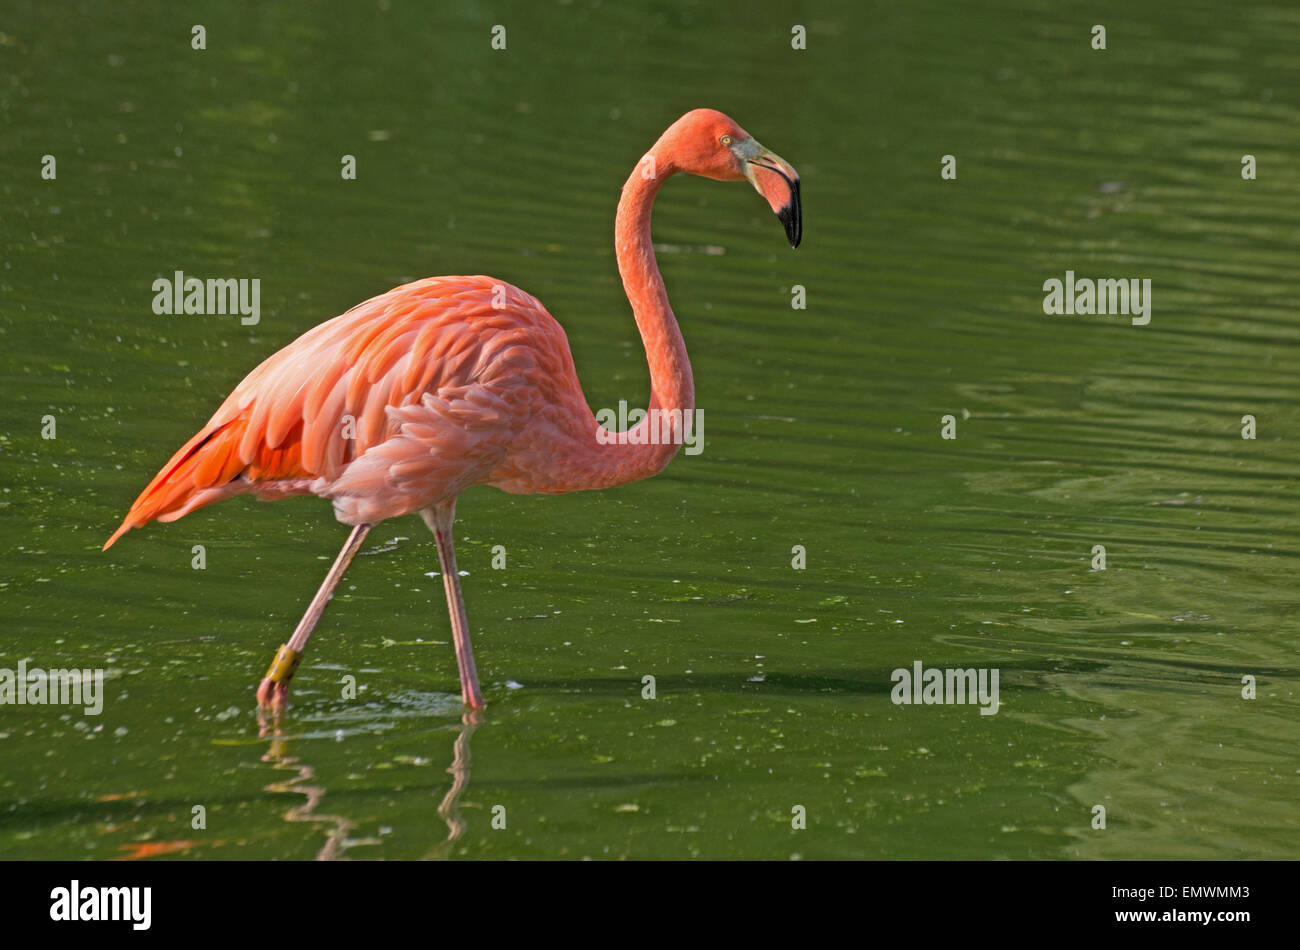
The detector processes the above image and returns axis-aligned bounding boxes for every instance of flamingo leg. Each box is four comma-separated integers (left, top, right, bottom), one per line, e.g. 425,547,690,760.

421,501,485,710
256,522,371,710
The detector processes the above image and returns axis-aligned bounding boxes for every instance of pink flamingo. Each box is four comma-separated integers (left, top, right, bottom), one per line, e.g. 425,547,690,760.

104,109,801,711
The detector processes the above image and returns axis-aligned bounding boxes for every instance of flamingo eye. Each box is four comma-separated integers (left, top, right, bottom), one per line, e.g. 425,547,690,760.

720,135,734,146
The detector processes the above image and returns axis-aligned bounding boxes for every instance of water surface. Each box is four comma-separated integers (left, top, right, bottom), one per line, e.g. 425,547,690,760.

1,0,1298,859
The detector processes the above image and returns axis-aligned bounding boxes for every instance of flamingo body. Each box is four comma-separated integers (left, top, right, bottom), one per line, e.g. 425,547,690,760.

103,108,801,711
104,275,602,547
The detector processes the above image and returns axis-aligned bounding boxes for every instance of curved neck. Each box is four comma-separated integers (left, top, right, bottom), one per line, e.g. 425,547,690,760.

614,157,695,421
574,153,695,487
493,148,699,496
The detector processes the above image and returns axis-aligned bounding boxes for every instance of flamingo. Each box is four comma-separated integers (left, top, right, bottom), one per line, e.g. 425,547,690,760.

103,108,801,711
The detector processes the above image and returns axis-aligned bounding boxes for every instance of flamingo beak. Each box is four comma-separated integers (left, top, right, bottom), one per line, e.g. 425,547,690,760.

739,141,801,249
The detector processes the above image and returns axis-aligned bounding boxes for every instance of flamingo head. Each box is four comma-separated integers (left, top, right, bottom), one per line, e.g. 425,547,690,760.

657,108,802,248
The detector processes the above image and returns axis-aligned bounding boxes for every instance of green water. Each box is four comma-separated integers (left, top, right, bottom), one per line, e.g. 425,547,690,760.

2,0,1298,860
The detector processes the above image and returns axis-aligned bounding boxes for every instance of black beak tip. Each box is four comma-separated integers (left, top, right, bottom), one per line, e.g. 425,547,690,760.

778,179,802,249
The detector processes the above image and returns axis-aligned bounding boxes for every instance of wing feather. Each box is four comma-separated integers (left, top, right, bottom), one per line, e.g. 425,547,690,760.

104,276,559,548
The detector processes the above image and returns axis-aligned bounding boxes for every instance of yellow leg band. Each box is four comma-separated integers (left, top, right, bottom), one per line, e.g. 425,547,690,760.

264,644,304,685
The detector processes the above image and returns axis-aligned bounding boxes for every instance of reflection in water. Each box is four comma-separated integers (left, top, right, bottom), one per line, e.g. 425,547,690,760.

426,711,481,861
259,719,354,861
257,708,480,860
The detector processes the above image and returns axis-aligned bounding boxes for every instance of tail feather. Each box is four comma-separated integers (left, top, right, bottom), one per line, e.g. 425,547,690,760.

103,415,252,550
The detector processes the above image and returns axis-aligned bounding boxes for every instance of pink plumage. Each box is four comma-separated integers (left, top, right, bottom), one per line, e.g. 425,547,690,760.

104,109,801,711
